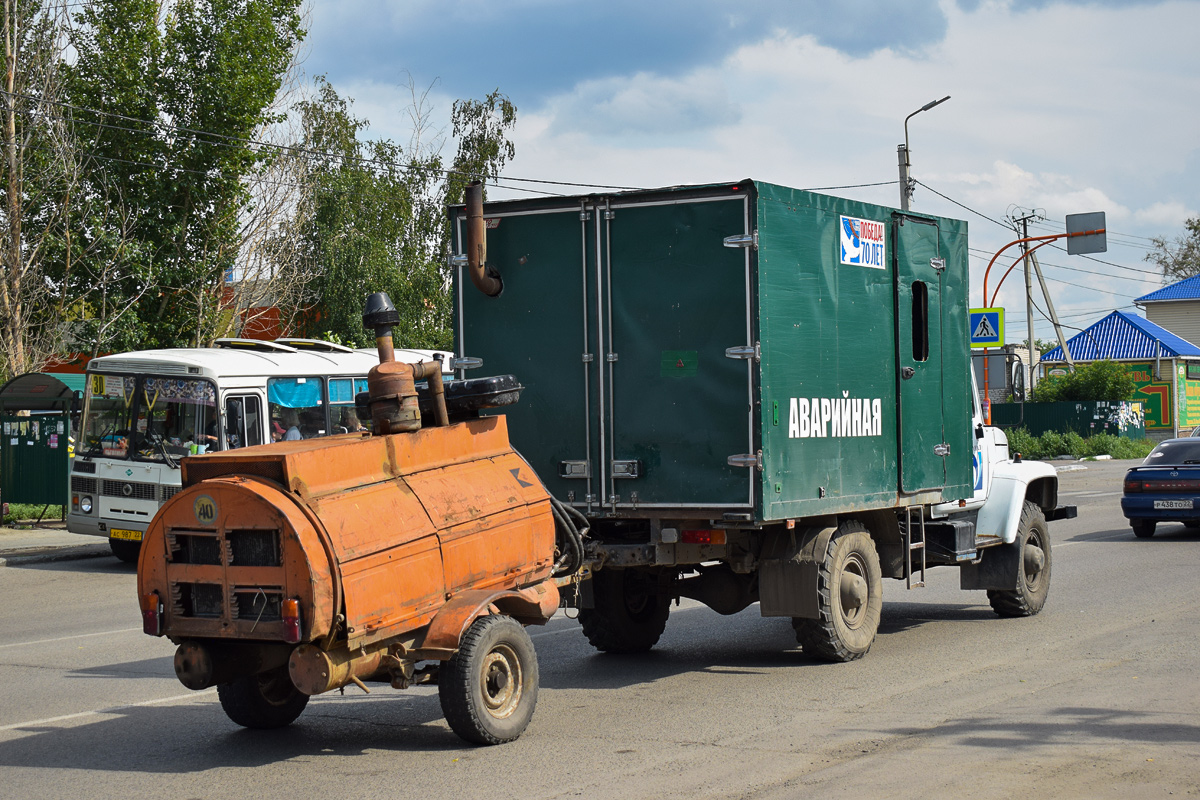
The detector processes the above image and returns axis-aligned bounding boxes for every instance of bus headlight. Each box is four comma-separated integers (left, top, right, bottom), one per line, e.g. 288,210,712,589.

80,496,93,514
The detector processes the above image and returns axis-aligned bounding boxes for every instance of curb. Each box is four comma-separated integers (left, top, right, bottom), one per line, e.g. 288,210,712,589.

0,545,111,568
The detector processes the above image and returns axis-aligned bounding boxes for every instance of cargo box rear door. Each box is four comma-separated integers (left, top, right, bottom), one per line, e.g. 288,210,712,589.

601,191,755,511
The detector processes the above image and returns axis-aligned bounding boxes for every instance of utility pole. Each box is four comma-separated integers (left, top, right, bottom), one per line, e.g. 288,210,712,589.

898,96,950,211
1010,209,1043,391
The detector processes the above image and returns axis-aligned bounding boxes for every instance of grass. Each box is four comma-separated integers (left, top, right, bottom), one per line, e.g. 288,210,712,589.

2,503,64,525
1004,428,1155,461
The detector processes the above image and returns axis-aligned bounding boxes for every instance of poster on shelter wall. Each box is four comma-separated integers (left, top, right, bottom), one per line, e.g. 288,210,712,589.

1126,362,1173,429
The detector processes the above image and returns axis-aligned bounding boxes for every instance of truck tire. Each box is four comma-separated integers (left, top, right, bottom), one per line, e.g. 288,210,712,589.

109,538,141,564
793,522,883,663
439,614,539,745
217,666,309,729
988,501,1051,617
578,568,670,654
1132,519,1156,538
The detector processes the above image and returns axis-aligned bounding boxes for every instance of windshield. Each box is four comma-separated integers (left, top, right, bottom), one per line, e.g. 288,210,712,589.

81,374,217,463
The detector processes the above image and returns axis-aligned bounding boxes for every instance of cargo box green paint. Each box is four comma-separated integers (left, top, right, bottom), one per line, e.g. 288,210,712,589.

451,179,973,524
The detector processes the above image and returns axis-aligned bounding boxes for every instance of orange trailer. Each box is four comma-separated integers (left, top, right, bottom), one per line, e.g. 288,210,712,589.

137,292,582,744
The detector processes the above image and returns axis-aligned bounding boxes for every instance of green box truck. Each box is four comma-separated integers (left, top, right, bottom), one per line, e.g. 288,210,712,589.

450,179,1075,661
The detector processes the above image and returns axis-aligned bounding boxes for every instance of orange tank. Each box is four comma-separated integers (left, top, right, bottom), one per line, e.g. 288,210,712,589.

137,292,577,745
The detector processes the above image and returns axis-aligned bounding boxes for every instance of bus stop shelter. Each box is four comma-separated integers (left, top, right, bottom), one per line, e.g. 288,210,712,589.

0,372,85,508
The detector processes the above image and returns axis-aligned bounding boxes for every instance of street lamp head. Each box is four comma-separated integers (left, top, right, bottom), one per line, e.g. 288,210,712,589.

899,95,951,211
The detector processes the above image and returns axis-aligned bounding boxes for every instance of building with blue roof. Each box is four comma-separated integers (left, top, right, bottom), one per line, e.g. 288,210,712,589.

1041,311,1200,436
1134,274,1200,348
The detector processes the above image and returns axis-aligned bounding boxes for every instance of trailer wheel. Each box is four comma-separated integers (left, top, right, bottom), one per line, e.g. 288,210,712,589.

1132,519,1156,538
793,522,883,662
988,501,1052,617
217,666,309,729
109,538,141,564
578,568,670,654
439,614,539,745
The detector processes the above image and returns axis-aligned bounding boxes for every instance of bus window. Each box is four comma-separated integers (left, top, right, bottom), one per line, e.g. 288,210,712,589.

329,377,370,433
225,395,264,448
267,377,325,440
81,374,136,458
135,378,218,459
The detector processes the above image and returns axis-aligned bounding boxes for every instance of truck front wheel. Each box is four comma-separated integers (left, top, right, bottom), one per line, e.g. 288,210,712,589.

217,666,309,729
439,614,539,745
988,501,1052,617
579,568,670,654
793,522,883,662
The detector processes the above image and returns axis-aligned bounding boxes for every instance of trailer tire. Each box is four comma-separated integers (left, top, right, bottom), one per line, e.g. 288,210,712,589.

217,666,309,729
439,614,539,745
793,522,882,663
109,538,141,564
988,501,1052,617
578,568,670,654
1132,519,1156,538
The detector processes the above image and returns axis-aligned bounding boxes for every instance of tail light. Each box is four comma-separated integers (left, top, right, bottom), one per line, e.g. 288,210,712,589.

680,529,727,545
1124,478,1141,493
282,598,302,643
142,591,163,636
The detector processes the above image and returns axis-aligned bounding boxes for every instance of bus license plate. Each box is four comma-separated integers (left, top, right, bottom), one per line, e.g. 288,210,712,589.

109,529,143,541
1153,500,1194,510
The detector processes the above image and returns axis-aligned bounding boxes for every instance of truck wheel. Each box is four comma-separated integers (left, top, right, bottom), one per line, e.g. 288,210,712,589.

988,501,1052,617
217,666,309,729
793,522,883,663
109,538,141,564
439,614,539,745
578,568,670,654
1132,519,1156,538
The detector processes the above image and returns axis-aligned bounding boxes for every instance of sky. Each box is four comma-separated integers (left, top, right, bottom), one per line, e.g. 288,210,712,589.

301,0,1200,349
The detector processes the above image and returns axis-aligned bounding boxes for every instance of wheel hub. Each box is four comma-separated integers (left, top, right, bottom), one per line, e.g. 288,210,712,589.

481,645,522,718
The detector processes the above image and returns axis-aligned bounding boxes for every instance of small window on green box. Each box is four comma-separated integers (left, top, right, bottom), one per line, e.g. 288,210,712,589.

1188,363,1200,381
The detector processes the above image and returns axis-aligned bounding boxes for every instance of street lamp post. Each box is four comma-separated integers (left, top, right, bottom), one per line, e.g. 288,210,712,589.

898,95,950,211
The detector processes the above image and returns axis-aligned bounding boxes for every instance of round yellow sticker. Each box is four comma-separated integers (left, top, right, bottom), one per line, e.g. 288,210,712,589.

193,494,218,526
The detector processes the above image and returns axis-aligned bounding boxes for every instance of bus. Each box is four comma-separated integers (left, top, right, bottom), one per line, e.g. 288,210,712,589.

67,338,451,561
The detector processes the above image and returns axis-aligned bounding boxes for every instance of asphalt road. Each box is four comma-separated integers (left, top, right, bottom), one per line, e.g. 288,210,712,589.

0,458,1196,799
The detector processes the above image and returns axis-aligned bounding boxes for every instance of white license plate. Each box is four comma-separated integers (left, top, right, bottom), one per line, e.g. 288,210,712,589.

1153,500,1194,510
109,528,143,541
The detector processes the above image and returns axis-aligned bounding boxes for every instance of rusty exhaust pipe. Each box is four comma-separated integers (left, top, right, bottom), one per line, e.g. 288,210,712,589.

174,641,292,690
465,181,502,297
362,292,420,434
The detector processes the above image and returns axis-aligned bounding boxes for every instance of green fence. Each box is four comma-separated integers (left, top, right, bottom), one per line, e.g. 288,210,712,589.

991,400,1146,439
0,413,71,505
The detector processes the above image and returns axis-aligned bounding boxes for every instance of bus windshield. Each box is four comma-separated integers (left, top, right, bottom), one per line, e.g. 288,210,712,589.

80,374,217,463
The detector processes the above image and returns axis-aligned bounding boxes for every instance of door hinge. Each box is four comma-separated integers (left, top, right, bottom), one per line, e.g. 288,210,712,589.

447,254,468,268
582,353,594,363
580,210,592,221
559,461,591,479
606,353,619,363
725,342,761,362
723,230,759,250
611,459,641,479
727,451,763,470
933,443,951,457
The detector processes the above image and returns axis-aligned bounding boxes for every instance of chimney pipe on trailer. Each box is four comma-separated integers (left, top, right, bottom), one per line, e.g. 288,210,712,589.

465,181,502,297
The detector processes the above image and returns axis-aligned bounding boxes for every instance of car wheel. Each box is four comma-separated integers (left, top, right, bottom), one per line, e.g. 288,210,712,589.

1131,519,1156,538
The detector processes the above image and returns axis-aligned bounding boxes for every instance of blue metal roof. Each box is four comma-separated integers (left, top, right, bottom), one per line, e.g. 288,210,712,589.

1041,311,1200,362
1135,274,1200,303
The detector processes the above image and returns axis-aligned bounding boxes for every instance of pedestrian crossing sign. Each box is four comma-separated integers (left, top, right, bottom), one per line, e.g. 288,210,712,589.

969,308,1004,348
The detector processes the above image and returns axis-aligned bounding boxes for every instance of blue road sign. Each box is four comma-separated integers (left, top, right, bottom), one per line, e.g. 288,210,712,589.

969,308,1004,349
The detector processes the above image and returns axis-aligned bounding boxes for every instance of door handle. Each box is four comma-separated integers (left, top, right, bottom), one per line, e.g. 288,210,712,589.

901,366,916,380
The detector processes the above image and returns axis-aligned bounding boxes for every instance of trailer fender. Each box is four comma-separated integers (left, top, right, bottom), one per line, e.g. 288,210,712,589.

974,460,1057,545
420,582,560,656
758,524,837,619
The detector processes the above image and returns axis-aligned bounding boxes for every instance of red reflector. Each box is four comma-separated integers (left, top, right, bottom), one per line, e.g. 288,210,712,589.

142,592,162,637
680,529,727,545
282,598,302,644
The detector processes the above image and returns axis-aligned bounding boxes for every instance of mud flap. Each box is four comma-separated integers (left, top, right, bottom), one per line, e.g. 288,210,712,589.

959,540,1019,591
758,525,837,618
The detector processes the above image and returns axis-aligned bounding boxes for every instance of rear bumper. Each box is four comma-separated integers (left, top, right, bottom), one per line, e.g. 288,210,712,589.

1121,496,1200,522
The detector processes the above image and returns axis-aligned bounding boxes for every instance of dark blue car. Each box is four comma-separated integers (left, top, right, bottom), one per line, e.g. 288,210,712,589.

1121,438,1200,538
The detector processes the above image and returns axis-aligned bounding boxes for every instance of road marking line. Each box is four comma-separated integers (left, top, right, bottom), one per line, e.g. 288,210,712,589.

531,625,580,639
0,688,215,732
0,627,142,651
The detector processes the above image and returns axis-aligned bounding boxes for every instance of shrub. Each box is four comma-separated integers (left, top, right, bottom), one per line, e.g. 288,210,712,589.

1030,360,1136,403
1000,428,1154,461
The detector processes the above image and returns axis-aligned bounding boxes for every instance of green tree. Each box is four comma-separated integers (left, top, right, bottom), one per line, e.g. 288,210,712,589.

293,79,517,348
1145,217,1200,281
1030,359,1136,403
66,0,305,350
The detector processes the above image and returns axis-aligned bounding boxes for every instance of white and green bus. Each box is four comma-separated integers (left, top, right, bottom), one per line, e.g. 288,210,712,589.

67,338,450,561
